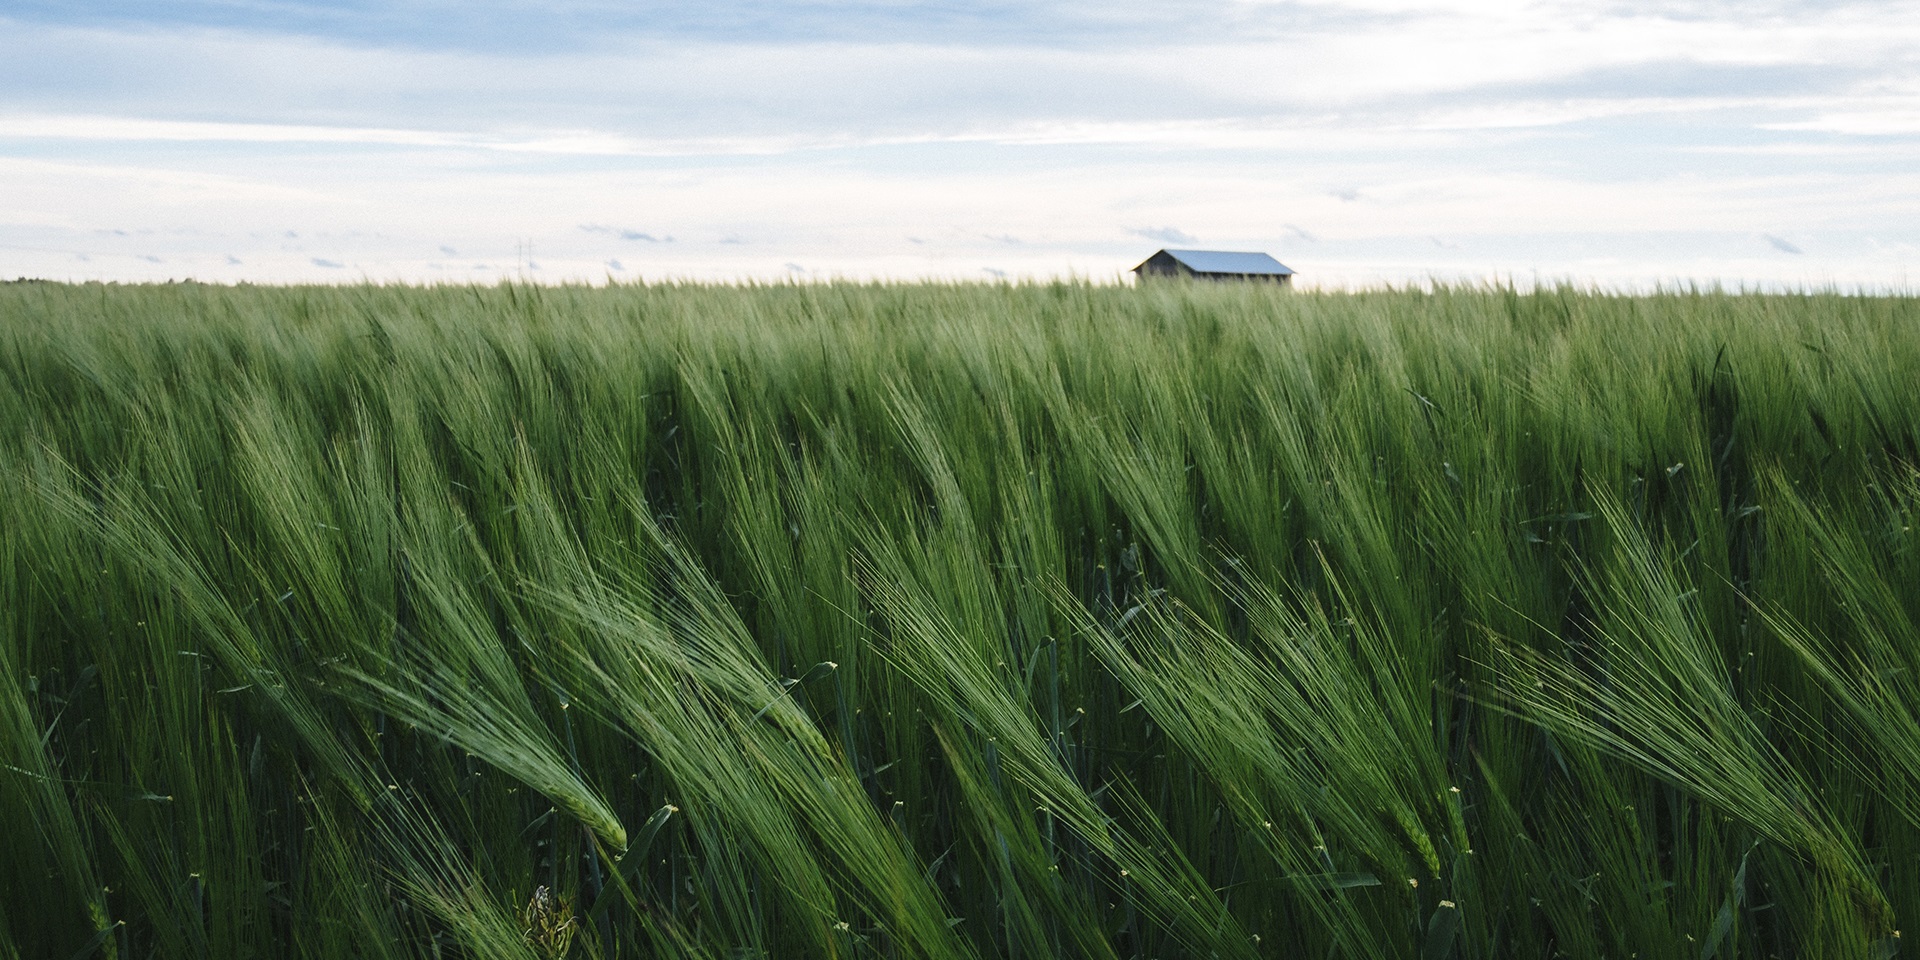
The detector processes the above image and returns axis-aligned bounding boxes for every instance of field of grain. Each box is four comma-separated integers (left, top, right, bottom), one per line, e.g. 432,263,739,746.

3,280,1918,959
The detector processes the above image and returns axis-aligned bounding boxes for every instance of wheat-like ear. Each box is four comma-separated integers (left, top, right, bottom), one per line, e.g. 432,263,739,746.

6,279,1916,960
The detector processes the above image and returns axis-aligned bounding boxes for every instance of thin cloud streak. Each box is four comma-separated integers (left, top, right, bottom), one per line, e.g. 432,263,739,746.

1129,226,1198,244
8,98,1911,159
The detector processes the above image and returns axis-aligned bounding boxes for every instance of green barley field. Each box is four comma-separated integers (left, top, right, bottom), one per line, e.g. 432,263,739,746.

3,279,1919,959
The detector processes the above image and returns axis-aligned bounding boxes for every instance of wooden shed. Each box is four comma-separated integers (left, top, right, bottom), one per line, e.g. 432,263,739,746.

1132,249,1294,285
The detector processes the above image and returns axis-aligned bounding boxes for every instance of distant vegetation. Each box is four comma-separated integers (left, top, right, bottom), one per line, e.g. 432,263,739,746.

3,280,1918,959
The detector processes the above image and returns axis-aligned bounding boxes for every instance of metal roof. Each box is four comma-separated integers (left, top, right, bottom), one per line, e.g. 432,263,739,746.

1149,249,1295,275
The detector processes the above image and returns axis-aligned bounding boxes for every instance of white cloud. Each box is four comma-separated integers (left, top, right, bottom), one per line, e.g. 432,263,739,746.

7,6,1916,135
1,3,1917,287
1764,99,1920,135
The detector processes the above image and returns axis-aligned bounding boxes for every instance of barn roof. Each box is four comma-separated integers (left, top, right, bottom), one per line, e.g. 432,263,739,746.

1147,249,1295,276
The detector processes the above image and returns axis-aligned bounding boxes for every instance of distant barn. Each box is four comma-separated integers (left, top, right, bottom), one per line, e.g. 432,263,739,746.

1133,249,1294,286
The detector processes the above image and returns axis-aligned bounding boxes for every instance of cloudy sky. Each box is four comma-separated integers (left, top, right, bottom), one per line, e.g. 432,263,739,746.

3,0,1918,287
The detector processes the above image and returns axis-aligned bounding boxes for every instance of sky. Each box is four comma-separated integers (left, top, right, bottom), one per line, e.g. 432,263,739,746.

3,0,1919,287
